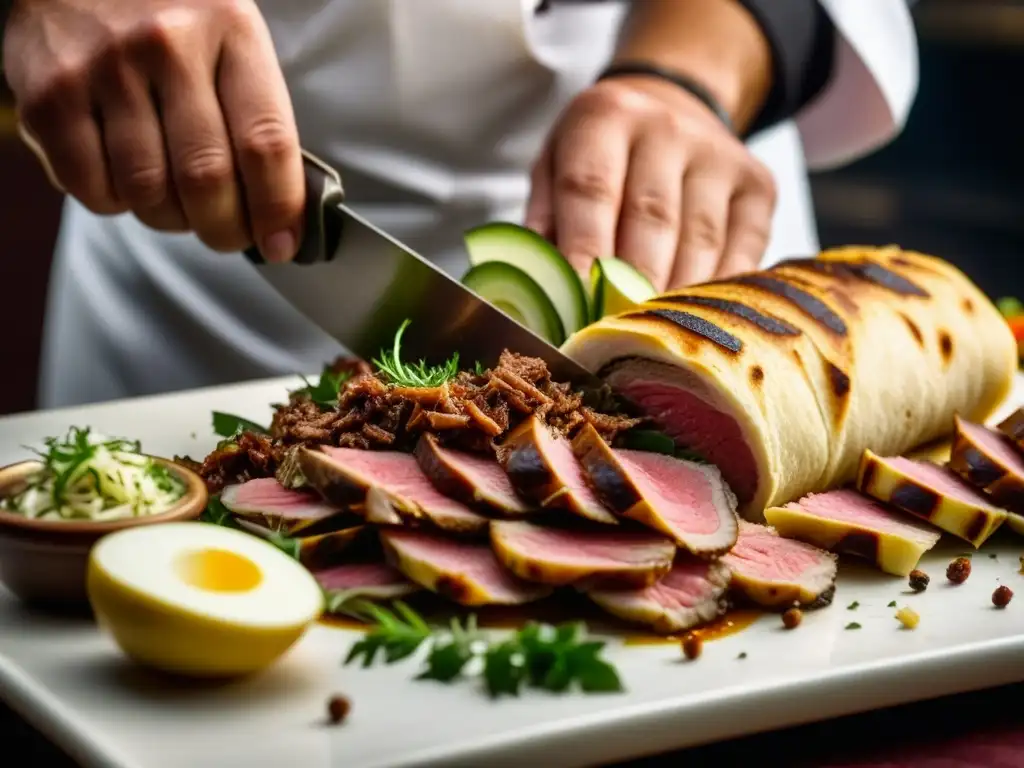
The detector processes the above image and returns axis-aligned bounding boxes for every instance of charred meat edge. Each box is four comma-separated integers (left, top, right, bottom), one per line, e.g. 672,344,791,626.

572,423,739,557
488,520,676,590
414,433,533,516
296,446,490,538
497,416,619,525
948,415,1024,512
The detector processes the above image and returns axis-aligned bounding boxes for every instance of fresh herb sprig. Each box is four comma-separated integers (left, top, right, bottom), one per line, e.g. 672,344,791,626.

344,601,623,698
211,412,269,439
372,320,461,388
618,428,707,464
289,364,354,409
201,496,301,560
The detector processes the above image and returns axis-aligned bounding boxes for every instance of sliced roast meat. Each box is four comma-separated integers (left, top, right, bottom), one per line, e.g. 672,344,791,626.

856,449,1007,548
220,477,346,535
721,521,837,609
233,518,372,570
949,415,1024,513
314,562,421,608
489,519,675,589
587,558,731,634
415,433,532,516
997,407,1024,451
297,446,490,537
497,415,618,524
764,489,942,577
572,423,739,556
380,529,552,606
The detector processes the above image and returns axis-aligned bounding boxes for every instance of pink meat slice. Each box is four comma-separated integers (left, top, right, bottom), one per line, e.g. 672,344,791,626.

574,422,738,556
721,521,837,608
317,447,490,535
489,519,676,588
614,375,759,505
313,562,421,607
882,455,1004,509
958,419,1024,473
787,489,941,544
587,558,731,634
380,529,552,606
415,435,531,515
220,477,340,521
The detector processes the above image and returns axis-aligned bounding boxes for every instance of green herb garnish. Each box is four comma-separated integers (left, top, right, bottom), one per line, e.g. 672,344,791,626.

267,531,301,560
289,364,354,409
344,601,623,698
201,496,238,527
989,553,998,560
211,412,269,438
372,320,461,388
845,622,862,630
997,296,1024,318
887,600,897,608
847,601,859,610
737,652,747,660
618,429,707,463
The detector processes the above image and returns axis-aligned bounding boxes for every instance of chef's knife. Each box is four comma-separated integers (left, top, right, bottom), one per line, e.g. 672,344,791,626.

243,151,603,388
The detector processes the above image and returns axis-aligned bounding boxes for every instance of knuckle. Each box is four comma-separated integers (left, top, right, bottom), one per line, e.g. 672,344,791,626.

575,82,638,117
684,209,724,253
118,165,169,207
555,167,619,205
174,148,234,193
237,118,295,167
198,228,251,254
745,160,778,203
622,190,677,229
20,68,80,121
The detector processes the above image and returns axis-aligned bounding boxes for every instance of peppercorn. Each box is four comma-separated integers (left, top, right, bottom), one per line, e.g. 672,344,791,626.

681,633,703,660
782,607,802,629
946,556,971,584
327,694,351,724
908,569,930,592
993,585,1013,608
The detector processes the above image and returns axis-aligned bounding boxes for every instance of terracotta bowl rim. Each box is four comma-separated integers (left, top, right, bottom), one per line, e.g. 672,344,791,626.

0,456,208,535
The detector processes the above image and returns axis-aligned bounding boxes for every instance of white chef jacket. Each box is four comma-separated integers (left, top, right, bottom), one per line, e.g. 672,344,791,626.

36,0,918,409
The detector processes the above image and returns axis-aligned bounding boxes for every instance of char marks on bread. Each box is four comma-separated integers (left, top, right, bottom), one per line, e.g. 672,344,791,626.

563,247,1017,520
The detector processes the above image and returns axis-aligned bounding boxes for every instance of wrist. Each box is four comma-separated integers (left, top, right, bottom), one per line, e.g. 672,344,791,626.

611,0,773,135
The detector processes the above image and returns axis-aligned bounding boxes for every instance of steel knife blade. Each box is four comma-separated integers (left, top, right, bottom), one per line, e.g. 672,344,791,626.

244,151,602,388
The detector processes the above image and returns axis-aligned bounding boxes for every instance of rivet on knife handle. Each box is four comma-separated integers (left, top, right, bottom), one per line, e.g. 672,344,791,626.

243,149,346,265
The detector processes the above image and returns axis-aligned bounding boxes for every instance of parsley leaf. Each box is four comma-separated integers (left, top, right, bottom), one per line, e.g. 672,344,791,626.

201,496,238,528
290,365,353,409
343,602,623,698
372,319,461,388
211,411,269,438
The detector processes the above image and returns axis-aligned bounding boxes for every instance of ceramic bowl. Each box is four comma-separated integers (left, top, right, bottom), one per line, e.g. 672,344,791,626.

0,458,207,608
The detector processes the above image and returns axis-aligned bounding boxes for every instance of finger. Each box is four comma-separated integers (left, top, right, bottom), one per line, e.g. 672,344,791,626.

718,188,774,278
95,65,186,232
217,13,304,262
669,169,734,289
551,106,631,277
19,90,122,215
615,135,683,292
154,49,248,252
524,143,555,240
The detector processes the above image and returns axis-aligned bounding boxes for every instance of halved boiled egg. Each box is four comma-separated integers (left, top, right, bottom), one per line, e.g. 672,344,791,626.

87,522,324,677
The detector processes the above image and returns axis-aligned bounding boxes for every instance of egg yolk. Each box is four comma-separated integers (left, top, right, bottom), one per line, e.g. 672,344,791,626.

175,548,263,593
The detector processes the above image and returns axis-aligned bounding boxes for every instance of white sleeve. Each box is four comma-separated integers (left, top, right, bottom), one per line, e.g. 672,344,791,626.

795,1,919,172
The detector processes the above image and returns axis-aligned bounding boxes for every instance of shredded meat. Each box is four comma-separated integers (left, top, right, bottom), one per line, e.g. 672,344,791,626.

195,431,282,494
199,350,642,492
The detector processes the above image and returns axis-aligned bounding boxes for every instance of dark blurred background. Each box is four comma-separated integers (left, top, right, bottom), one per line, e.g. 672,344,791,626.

0,0,1021,417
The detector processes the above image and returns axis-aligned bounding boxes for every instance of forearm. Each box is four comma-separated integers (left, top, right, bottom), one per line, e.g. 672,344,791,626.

611,0,774,135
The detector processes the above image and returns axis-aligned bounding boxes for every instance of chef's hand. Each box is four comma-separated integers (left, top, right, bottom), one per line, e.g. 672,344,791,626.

3,0,304,261
526,76,777,292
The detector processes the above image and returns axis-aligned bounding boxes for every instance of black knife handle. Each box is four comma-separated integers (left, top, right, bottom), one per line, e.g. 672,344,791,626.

243,149,346,266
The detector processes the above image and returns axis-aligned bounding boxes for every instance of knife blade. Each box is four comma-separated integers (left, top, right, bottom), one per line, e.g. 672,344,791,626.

244,151,603,388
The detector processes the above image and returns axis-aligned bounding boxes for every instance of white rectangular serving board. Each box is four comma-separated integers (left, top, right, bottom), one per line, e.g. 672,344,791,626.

1,376,1023,768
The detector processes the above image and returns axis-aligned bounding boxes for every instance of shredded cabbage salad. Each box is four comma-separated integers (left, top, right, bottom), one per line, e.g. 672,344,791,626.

2,427,186,521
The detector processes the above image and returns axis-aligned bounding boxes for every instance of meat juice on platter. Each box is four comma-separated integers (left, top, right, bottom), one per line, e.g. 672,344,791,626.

187,247,1021,651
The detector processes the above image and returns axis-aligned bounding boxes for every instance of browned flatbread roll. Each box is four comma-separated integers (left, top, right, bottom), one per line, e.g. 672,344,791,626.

561,247,1016,520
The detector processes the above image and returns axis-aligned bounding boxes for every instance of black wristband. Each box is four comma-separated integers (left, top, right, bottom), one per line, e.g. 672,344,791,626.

597,61,735,135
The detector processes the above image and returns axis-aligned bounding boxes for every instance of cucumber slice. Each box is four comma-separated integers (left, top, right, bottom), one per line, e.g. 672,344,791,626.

462,261,566,345
464,222,589,335
591,258,657,320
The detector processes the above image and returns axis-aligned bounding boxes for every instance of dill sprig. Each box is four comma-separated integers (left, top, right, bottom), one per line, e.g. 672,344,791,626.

343,600,623,698
372,320,461,388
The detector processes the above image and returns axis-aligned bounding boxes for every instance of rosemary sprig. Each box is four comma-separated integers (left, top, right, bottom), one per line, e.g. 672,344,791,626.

372,320,461,388
343,601,623,698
